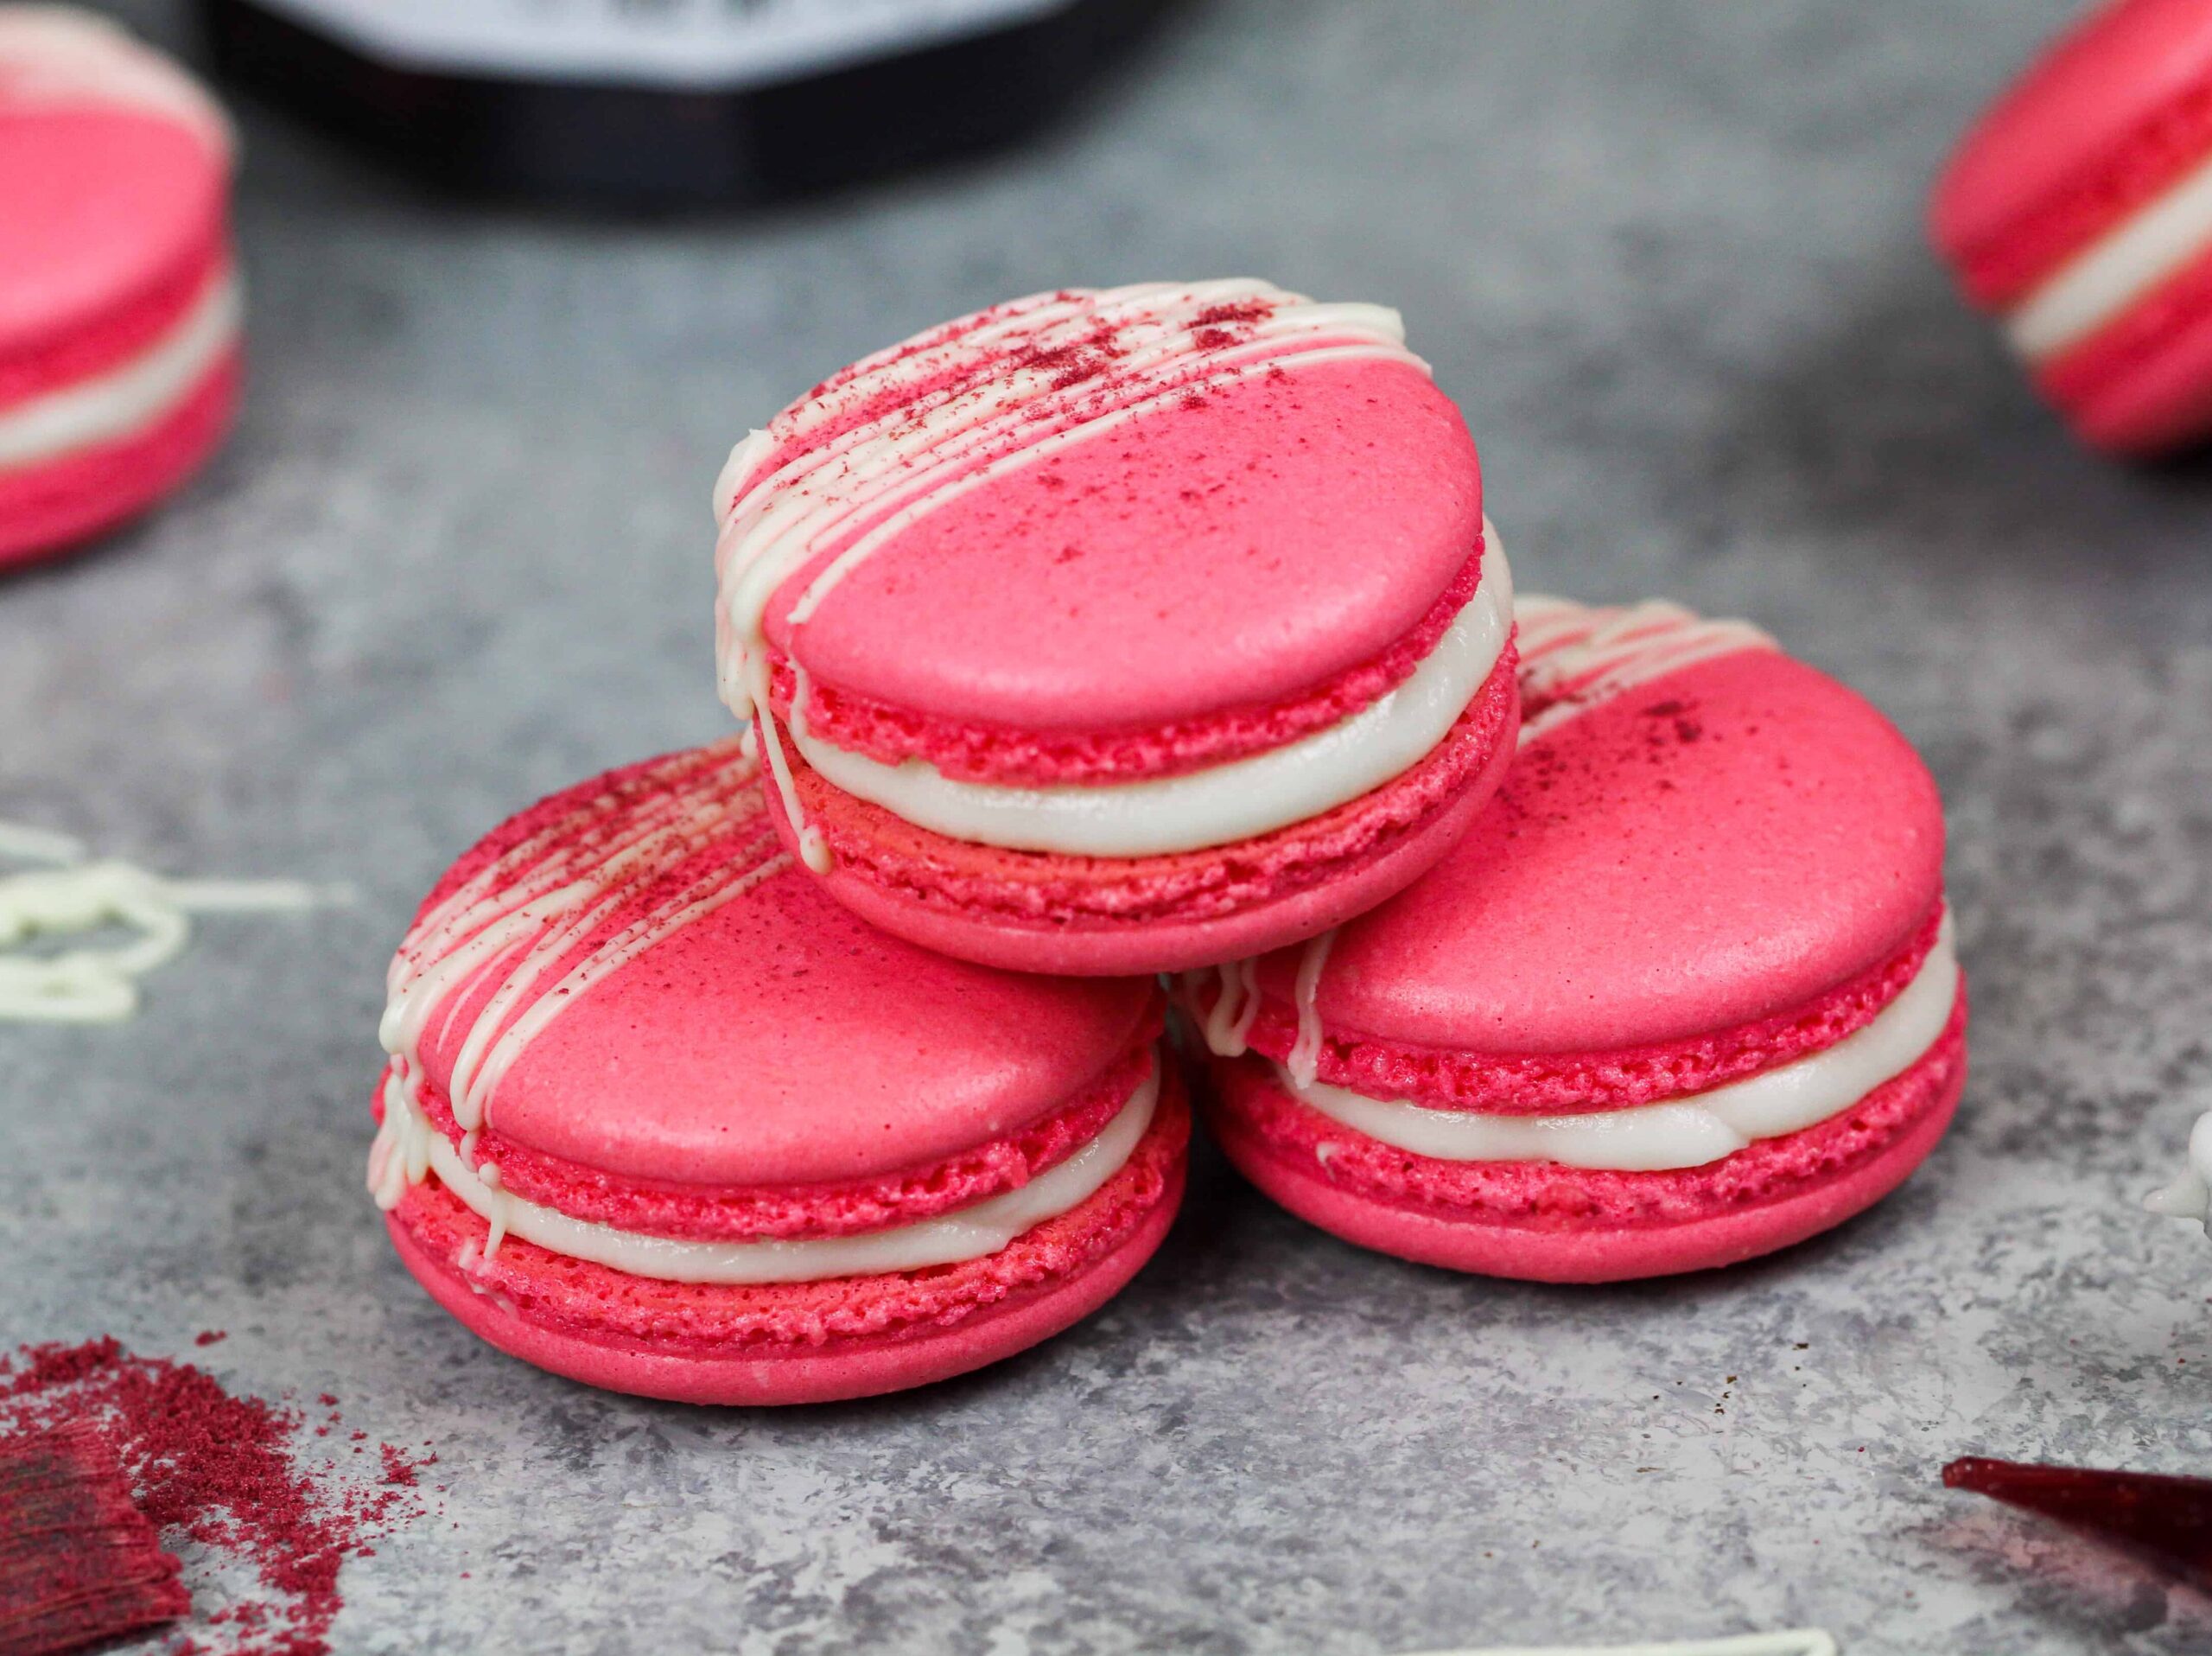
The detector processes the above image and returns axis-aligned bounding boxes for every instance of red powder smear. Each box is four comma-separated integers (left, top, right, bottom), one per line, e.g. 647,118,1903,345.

0,1340,428,1656
194,1332,227,1348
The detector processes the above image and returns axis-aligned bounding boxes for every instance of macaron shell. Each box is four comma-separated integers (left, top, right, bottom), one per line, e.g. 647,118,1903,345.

409,751,1155,1189
385,1072,1189,1405
1204,1008,1965,1283
1933,0,2212,302
0,109,224,369
1298,648,1946,1055
766,354,1481,731
0,341,236,567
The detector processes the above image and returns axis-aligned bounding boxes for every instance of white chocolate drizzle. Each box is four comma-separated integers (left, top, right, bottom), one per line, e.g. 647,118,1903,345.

372,741,785,1220
1398,1631,1836,1656
1183,901,1336,1086
0,6,233,160
1285,927,1336,1090
711,280,1429,869
0,819,335,1022
1185,958,1261,1059
1514,595,1774,745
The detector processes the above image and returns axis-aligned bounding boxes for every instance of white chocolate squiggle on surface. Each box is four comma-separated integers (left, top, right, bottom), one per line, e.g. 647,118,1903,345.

711,280,1430,869
1399,1630,1837,1656
371,1062,1159,1283
0,819,334,1022
0,6,233,158
1514,595,1774,744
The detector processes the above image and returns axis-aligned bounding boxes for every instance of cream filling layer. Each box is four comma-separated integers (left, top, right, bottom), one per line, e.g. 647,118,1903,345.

0,267,240,471
370,1064,1158,1285
1280,917,1957,1173
785,528,1513,858
2005,146,2212,362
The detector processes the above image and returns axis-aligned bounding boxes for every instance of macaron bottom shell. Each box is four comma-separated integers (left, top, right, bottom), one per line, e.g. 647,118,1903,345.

383,1072,1190,1406
2037,240,2212,454
0,346,238,569
754,646,1520,978
1200,1000,1966,1284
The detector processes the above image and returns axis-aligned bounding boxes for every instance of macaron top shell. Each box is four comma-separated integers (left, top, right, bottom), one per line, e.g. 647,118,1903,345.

1934,0,2212,304
1269,642,1946,1056
718,281,1484,740
396,745,1155,1190
761,353,1481,731
0,10,232,362
0,114,223,356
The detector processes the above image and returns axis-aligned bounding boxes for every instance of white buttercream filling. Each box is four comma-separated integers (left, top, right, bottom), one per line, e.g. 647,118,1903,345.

0,267,240,471
1279,916,1957,1173
370,1065,1158,1286
785,529,1513,858
2005,146,2212,362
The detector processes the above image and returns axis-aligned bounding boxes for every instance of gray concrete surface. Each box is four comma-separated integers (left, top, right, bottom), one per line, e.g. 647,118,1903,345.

5,2,2212,1651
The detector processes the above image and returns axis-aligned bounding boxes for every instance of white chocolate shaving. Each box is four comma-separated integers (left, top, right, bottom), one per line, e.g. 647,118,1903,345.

0,819,335,1022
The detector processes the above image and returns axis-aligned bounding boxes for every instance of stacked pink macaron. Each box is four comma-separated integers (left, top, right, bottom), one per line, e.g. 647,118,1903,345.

711,280,1518,977
372,279,1967,1403
1935,0,2212,454
370,742,1186,1405
0,7,241,567
1184,596,1966,1282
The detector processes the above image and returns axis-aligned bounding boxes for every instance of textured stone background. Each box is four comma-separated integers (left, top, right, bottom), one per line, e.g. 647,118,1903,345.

6,2,2212,1651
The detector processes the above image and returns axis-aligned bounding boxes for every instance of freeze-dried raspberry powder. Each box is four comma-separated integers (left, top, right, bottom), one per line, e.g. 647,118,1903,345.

0,1340,429,1656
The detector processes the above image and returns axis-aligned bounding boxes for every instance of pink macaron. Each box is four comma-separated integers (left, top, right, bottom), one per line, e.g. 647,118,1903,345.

369,741,1186,1405
711,280,1520,978
1184,596,1967,1284
0,7,241,568
1934,0,2212,455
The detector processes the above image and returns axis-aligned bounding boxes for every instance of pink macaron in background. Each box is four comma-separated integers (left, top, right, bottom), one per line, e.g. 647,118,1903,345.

1183,596,1966,1284
369,741,1187,1405
1933,0,2212,455
712,279,1520,978
0,6,242,568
